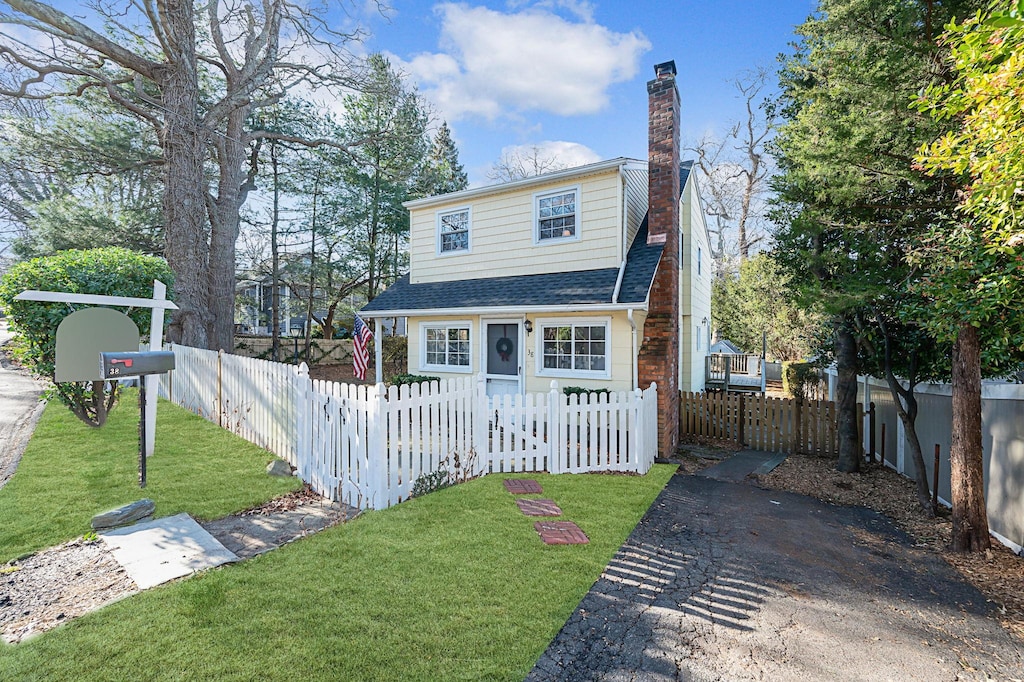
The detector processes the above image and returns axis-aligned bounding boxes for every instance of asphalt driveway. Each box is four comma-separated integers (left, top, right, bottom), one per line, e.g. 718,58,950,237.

527,468,1024,681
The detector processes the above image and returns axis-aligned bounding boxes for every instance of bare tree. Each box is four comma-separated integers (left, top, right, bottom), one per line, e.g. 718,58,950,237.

0,0,369,350
690,68,775,275
487,145,568,182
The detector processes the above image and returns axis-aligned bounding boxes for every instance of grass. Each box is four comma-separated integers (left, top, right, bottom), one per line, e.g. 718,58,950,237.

0,465,676,681
0,390,301,563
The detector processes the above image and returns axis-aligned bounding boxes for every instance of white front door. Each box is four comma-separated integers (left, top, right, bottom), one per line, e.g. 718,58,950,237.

483,320,522,398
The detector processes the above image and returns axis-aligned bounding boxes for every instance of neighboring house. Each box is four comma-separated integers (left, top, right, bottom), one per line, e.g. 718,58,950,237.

237,274,407,338
710,339,744,355
362,61,711,455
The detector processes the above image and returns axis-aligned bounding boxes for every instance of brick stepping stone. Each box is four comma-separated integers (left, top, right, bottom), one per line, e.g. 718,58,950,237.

534,521,589,545
516,498,562,517
504,479,543,494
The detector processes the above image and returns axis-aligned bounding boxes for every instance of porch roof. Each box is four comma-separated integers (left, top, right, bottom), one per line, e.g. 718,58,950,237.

361,218,664,317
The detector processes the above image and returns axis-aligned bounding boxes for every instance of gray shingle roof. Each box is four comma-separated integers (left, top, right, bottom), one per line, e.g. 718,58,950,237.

361,267,620,314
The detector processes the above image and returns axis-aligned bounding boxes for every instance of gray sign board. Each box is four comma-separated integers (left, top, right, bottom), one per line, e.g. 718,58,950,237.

55,308,140,382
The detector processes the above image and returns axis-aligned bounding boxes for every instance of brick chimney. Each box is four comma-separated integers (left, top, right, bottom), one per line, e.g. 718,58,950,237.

638,60,680,458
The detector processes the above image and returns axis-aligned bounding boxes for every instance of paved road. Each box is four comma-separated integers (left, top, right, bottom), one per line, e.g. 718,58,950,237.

528,470,1024,681
0,319,45,488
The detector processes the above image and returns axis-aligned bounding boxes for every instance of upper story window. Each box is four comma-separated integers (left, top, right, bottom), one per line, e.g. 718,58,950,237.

438,208,470,254
536,189,577,242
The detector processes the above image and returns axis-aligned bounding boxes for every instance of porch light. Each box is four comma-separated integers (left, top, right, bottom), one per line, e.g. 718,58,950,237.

524,319,533,334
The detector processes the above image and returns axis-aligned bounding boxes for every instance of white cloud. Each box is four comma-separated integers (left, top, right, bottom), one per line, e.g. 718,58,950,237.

397,2,649,123
503,140,601,167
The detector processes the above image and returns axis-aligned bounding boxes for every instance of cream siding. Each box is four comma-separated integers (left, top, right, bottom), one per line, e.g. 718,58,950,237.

527,311,635,392
406,311,638,392
408,316,481,379
409,169,624,284
622,166,649,249
678,175,713,392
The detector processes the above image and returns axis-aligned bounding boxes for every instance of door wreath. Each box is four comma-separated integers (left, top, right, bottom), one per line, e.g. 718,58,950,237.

496,337,514,362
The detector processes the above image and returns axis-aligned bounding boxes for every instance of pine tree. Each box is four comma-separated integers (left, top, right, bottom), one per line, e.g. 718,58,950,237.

421,122,468,196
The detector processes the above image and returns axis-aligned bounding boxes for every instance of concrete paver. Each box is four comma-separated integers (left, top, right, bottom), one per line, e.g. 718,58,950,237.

101,513,238,589
527,471,1024,681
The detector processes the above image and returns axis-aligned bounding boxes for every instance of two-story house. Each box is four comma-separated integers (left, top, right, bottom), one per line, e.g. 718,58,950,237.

362,61,711,455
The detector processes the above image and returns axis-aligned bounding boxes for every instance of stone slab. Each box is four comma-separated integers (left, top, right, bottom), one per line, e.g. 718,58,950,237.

697,449,783,483
101,513,238,589
534,521,589,545
516,498,563,517
91,498,155,530
504,478,543,494
201,499,359,559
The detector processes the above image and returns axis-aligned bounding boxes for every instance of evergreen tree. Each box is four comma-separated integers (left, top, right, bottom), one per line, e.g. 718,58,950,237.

335,54,431,301
420,122,468,196
771,0,984,487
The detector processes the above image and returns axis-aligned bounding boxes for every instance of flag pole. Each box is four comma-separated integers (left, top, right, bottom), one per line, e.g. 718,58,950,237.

374,317,383,384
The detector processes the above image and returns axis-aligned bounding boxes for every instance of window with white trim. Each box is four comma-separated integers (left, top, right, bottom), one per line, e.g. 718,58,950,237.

538,321,609,376
437,208,470,253
422,323,471,370
536,189,577,241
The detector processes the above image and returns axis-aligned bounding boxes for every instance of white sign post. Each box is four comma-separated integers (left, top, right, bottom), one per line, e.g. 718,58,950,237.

15,280,178,457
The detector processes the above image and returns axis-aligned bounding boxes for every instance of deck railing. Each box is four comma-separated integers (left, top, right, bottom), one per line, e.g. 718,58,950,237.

705,354,766,392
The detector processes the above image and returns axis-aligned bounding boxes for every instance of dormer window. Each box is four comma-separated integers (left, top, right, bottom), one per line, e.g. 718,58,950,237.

536,188,578,242
438,208,470,254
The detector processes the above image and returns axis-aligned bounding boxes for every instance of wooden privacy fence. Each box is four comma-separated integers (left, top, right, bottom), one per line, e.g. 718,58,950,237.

680,391,863,456
162,345,658,510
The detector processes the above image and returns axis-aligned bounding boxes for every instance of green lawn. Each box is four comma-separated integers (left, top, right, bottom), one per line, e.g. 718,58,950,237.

0,391,301,563
0,464,676,681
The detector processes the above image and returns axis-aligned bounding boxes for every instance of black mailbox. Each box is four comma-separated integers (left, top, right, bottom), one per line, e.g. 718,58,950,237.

99,351,175,379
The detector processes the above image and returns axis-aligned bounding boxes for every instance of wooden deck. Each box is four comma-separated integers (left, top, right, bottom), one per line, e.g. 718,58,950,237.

705,354,766,393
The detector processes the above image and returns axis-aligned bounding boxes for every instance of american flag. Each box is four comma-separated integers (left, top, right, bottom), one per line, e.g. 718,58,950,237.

353,315,374,381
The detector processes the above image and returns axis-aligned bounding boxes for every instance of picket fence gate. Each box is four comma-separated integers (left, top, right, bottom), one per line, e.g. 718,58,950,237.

680,391,862,457
162,345,658,510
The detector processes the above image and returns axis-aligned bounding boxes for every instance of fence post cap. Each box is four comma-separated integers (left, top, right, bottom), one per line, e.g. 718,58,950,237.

650,381,657,391
549,380,559,391
296,362,309,377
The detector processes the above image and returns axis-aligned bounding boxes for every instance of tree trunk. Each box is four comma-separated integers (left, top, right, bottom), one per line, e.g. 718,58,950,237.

893,389,933,515
270,140,281,362
304,168,321,361
835,324,860,473
950,323,990,552
158,0,209,348
207,107,249,352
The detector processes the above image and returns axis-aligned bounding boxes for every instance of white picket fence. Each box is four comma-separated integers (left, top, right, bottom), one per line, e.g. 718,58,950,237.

162,344,658,510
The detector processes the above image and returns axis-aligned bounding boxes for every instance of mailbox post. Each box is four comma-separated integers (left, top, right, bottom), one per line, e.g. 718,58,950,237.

99,351,175,488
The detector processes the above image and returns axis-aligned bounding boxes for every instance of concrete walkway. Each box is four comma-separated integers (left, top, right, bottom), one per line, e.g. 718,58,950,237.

0,319,46,489
527,459,1024,681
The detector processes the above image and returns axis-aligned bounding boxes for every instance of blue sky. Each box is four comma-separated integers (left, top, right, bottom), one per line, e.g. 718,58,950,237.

355,1,818,183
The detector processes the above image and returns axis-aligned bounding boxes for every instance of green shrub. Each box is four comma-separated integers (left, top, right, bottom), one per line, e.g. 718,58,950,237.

390,373,440,387
411,469,452,497
562,386,611,397
782,361,817,401
0,247,174,426
410,450,479,498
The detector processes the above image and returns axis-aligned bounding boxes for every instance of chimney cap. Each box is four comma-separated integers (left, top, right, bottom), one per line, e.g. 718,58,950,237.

654,60,677,78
